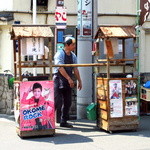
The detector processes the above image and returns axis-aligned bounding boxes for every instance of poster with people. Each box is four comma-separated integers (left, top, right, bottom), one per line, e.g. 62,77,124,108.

109,80,122,99
19,81,55,131
109,80,123,118
125,98,138,116
125,80,137,97
125,80,138,116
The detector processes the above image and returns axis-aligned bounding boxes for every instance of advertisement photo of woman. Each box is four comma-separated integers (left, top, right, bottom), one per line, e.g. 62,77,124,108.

20,81,55,131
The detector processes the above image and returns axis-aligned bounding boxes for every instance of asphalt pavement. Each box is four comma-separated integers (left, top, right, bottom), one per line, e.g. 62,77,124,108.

0,114,150,150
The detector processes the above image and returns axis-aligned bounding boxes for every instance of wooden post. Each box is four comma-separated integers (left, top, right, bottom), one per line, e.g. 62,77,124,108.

133,38,137,73
106,55,110,79
42,49,46,75
122,39,126,74
49,38,53,80
13,40,17,79
18,39,22,81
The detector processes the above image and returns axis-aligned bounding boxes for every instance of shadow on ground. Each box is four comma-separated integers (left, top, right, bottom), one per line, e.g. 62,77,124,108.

1,114,150,144
0,114,15,121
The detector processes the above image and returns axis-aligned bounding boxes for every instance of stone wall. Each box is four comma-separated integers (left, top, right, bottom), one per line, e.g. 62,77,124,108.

0,76,14,114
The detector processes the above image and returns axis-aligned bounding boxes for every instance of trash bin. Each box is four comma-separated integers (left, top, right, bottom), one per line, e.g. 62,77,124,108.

86,103,97,120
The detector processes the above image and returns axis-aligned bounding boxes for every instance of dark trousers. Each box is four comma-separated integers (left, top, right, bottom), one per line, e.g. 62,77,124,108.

54,78,72,123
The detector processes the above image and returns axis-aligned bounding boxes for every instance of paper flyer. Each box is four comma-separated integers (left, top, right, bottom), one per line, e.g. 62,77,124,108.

125,98,138,116
109,80,123,118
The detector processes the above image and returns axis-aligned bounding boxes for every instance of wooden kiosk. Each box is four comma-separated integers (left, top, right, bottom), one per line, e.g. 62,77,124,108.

11,25,55,137
94,26,139,132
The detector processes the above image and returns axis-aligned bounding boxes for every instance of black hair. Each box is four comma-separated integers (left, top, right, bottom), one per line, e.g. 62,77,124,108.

32,83,42,91
64,39,73,46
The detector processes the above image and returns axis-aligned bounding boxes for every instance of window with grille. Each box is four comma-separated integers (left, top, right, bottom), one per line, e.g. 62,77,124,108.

31,0,48,11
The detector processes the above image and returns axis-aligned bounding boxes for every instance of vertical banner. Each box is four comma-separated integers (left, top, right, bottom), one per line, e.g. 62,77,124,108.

82,0,92,36
140,0,150,25
55,6,67,29
77,0,82,36
55,0,65,52
20,81,55,131
77,0,92,37
109,80,123,118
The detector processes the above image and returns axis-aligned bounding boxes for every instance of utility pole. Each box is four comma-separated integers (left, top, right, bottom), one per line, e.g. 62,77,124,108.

77,0,97,119
32,0,37,76
55,0,66,123
33,0,37,24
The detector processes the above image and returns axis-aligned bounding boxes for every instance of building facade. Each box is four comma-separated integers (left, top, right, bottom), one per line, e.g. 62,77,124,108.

0,0,148,74
0,0,150,116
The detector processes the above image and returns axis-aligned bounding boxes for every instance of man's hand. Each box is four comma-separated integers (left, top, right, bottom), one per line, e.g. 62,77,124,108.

73,68,82,91
68,78,75,88
77,81,82,91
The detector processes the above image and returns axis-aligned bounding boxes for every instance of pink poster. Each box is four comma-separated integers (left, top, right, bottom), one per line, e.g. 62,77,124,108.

20,81,55,131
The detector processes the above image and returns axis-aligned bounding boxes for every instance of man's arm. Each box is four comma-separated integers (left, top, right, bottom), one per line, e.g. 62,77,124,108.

58,67,75,88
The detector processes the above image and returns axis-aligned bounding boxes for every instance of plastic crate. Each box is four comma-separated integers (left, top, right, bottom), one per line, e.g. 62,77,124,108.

140,86,150,101
86,103,97,120
140,100,150,115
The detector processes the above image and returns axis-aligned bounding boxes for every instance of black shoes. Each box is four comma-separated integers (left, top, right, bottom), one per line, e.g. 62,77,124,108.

60,122,73,128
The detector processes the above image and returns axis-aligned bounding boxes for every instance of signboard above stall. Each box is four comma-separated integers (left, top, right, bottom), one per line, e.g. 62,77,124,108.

140,0,150,25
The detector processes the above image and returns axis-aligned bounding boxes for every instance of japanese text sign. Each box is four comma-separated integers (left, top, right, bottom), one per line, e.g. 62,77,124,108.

140,0,150,25
55,7,67,29
77,0,92,37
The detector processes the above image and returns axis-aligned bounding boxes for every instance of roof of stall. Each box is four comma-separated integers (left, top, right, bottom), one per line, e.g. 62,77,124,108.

10,25,54,39
94,26,136,39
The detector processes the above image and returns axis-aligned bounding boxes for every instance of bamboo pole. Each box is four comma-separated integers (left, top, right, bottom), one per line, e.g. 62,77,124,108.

15,59,136,68
17,62,133,68
97,58,136,62
42,53,46,75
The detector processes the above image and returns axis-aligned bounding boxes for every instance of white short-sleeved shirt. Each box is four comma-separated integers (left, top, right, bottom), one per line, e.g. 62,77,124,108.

53,50,77,74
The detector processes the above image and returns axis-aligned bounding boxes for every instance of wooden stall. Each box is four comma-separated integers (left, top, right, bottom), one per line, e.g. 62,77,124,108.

94,26,139,132
10,25,55,137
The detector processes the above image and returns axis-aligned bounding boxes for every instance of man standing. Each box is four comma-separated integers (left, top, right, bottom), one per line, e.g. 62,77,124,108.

53,37,82,128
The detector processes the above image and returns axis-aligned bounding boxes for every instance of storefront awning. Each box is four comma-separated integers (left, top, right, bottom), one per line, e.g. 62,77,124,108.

94,26,136,39
11,25,54,39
